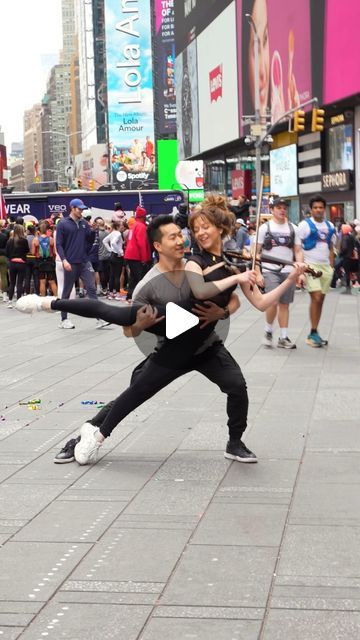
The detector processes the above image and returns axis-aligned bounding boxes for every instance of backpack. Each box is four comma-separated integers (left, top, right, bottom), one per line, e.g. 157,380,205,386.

302,219,334,251
38,235,51,259
262,221,295,251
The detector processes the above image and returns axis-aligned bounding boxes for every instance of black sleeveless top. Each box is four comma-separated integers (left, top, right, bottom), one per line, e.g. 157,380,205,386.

187,250,237,308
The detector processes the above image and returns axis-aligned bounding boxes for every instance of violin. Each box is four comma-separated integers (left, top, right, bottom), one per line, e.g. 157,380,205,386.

223,250,322,278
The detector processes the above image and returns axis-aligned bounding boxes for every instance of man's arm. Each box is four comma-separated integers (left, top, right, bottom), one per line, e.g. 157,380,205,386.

55,223,66,262
191,292,240,328
123,305,164,338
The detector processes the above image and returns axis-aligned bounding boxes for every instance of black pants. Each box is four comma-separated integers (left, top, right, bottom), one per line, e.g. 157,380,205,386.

109,255,124,292
89,343,248,442
25,259,40,295
61,262,97,321
8,262,26,300
99,260,110,291
343,258,358,287
126,260,151,300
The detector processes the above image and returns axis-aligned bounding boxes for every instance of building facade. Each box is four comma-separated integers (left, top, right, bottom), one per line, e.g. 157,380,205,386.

174,0,360,222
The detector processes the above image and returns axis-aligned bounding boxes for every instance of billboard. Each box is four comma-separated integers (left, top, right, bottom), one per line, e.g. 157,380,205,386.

74,144,108,190
105,0,156,189
270,144,298,197
158,140,204,202
240,0,312,126
324,0,360,104
175,39,200,159
197,3,239,153
154,0,177,136
175,0,233,54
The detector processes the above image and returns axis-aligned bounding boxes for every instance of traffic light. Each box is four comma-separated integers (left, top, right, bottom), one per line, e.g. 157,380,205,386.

311,108,325,132
77,177,82,189
89,179,95,191
293,109,305,132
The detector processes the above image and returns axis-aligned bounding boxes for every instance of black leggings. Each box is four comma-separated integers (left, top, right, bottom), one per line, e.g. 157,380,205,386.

50,297,215,355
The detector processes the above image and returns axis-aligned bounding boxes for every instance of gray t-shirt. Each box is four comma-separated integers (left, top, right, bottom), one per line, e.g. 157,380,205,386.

132,264,218,353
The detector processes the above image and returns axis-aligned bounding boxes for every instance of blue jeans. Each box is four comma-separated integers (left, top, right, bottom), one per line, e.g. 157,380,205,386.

61,262,97,321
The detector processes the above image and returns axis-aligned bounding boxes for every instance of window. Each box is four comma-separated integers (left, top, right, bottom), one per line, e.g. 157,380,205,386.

327,124,354,172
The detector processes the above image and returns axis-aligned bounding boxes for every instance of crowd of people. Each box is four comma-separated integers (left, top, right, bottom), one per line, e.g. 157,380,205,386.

1,192,359,342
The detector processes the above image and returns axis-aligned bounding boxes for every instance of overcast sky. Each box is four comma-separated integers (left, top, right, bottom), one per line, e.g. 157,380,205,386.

0,0,62,148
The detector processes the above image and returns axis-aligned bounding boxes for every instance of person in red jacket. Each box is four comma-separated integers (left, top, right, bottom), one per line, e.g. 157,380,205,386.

124,206,152,301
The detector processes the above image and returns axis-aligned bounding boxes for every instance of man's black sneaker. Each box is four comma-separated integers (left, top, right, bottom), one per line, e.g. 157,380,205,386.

54,436,80,464
224,440,258,463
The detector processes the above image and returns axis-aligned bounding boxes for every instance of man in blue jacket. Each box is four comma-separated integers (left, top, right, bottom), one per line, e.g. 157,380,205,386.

55,199,99,329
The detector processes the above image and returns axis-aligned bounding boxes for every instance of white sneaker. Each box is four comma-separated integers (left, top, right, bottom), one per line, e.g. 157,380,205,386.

2,292,8,302
59,319,75,329
95,319,111,329
262,331,273,347
7,301,13,308
74,423,103,465
16,294,43,314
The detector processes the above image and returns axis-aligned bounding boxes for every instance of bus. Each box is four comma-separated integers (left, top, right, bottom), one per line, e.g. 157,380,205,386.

3,189,184,222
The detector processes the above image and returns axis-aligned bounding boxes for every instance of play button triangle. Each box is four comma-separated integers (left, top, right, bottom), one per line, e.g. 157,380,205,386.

165,302,199,340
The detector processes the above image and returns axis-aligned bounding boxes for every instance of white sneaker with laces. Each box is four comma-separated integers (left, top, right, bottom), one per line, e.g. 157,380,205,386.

59,318,75,329
2,292,8,302
95,319,111,329
7,301,13,308
74,423,103,465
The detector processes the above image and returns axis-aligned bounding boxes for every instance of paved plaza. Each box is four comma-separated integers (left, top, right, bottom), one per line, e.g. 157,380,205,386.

0,288,359,640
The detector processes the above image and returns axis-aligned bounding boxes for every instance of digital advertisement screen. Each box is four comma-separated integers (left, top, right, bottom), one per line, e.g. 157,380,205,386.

104,0,156,189
240,0,312,126
175,0,233,55
197,3,239,153
175,39,200,160
323,0,360,104
270,144,298,197
154,0,177,136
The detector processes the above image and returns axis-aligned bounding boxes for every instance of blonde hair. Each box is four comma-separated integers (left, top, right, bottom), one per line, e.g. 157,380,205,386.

189,193,235,238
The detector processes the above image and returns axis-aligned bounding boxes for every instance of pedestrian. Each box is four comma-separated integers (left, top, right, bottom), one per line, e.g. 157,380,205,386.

55,198,101,329
256,196,303,349
111,202,126,224
96,217,111,294
338,224,357,293
124,205,152,302
235,218,249,251
32,222,57,297
5,224,29,308
102,221,124,298
297,195,335,347
0,221,9,302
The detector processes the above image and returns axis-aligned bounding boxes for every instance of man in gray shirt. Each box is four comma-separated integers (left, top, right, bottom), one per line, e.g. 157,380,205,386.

72,215,257,466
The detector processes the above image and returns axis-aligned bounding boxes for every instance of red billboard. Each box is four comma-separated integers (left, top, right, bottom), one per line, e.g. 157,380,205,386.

231,170,252,199
0,146,8,186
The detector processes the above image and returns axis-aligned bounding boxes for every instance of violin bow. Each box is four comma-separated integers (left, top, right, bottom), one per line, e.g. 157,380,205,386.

252,173,264,272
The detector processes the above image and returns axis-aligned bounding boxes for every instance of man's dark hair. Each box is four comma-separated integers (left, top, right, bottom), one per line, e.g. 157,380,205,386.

309,194,326,209
114,202,124,211
15,216,24,225
147,214,176,248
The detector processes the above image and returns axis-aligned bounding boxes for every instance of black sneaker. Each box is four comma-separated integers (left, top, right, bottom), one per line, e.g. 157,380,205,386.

54,436,80,464
224,440,258,463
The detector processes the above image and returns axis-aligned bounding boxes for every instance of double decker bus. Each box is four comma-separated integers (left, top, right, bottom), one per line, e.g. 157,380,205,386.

3,189,184,222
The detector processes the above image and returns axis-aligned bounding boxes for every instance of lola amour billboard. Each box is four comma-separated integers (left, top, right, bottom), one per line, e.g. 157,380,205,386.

105,0,156,189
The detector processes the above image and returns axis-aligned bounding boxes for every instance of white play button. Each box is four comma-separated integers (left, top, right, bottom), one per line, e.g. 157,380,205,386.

165,302,199,340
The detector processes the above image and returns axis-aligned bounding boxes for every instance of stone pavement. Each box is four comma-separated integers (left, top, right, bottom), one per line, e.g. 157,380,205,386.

0,288,359,640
